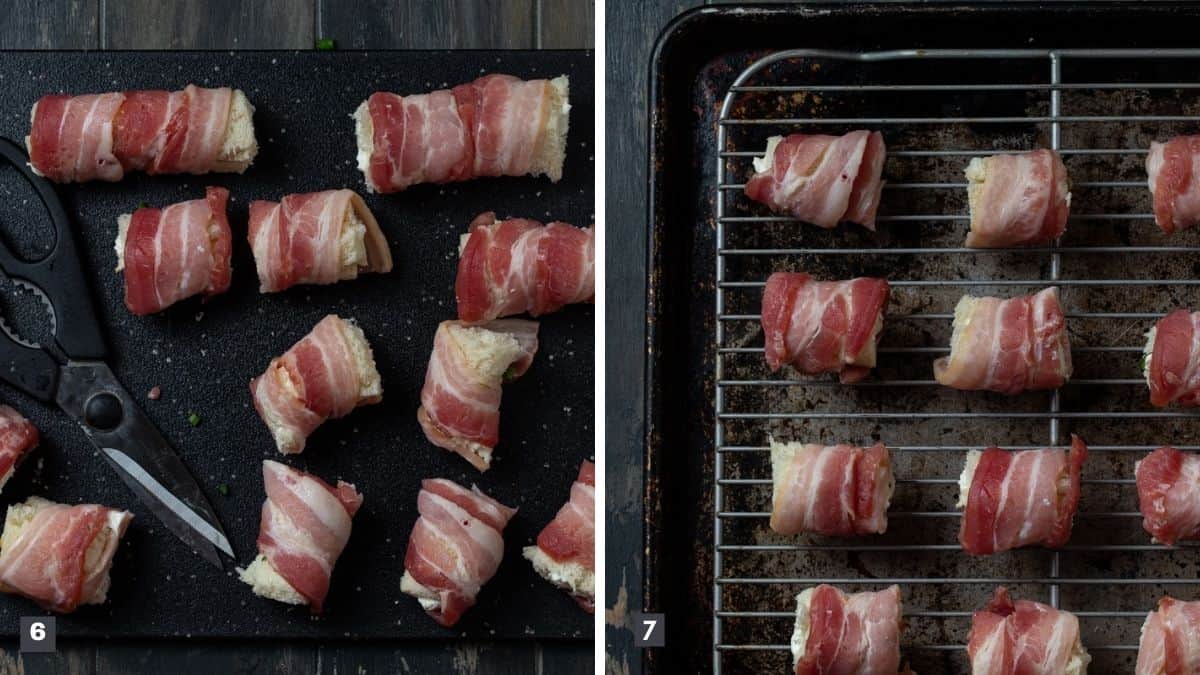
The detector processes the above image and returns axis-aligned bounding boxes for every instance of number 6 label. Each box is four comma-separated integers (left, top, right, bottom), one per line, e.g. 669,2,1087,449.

20,616,55,652
632,612,665,647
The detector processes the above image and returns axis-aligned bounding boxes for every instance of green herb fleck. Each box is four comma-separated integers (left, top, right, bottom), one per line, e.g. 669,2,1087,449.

316,38,336,51
138,201,148,209
187,411,201,427
217,483,229,496
502,366,517,383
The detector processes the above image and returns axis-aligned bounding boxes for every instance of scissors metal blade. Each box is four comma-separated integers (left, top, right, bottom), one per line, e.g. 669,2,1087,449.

54,361,233,567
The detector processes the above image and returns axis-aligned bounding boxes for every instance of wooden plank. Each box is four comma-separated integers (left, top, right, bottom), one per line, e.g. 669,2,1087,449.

604,3,705,675
538,0,594,49
103,0,313,49
321,642,592,674
319,0,536,49
95,643,314,675
0,0,98,49
0,643,94,674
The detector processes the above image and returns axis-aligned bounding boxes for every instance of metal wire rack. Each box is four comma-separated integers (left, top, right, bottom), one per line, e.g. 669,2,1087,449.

713,48,1200,674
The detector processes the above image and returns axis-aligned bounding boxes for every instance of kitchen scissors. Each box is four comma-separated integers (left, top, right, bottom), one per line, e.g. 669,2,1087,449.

0,136,233,568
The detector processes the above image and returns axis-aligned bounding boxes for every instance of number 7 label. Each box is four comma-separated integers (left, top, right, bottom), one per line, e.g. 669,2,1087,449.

632,612,665,647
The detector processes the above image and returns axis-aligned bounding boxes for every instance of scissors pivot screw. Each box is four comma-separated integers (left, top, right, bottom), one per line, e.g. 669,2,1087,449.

84,392,123,430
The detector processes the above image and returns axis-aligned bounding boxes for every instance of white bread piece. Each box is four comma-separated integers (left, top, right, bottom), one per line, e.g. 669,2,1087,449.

447,323,523,383
2,497,130,607
347,192,393,275
523,545,594,604
213,89,258,173
531,75,570,182
753,136,784,174
238,553,306,605
353,101,377,193
114,213,132,272
400,570,440,612
965,156,988,224
790,587,816,668
1065,640,1091,675
338,202,368,278
1145,325,1157,385
957,450,983,509
27,90,257,177
339,317,383,404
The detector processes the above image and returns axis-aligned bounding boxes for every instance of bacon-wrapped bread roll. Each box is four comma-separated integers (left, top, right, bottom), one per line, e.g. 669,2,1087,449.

1136,446,1200,545
761,272,890,384
1137,597,1200,675
417,319,538,471
456,212,595,322
401,478,516,627
27,85,257,182
957,437,1087,556
744,131,886,230
968,587,1090,675
251,314,382,455
770,439,894,537
524,460,595,612
1145,309,1200,407
964,149,1071,248
0,406,37,494
1147,135,1200,234
791,585,903,675
934,287,1072,394
0,497,132,613
355,74,570,194
116,186,232,315
248,189,392,294
238,460,362,613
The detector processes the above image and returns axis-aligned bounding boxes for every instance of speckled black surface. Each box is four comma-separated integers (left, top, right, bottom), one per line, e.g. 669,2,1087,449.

0,50,593,639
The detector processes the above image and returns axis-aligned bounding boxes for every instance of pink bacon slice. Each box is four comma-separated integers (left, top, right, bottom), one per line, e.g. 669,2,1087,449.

761,272,890,384
402,478,515,627
455,211,595,322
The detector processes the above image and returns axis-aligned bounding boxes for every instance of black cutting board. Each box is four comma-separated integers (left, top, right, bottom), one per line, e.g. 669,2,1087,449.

0,50,593,639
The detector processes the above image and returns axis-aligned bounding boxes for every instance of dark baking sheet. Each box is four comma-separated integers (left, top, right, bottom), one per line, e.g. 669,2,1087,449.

645,4,1200,673
0,49,593,639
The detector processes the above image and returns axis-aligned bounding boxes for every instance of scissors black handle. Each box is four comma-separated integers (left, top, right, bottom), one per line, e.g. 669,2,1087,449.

0,137,106,363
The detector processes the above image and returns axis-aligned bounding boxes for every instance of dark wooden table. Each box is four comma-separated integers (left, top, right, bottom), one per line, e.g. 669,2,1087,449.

0,1,592,673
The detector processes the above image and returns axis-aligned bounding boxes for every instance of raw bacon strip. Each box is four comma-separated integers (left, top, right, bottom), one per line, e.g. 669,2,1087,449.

523,460,595,612
744,131,887,230
417,319,539,471
401,478,516,627
238,460,362,614
456,212,595,321
248,189,392,293
791,585,903,675
1147,135,1200,234
0,497,132,613
250,315,382,455
770,440,894,537
958,437,1087,556
0,406,37,494
967,587,1091,675
761,272,890,384
934,287,1072,394
1135,446,1200,545
27,85,257,182
964,149,1071,248
355,74,570,193
117,186,233,315
1136,597,1200,675
1146,309,1200,407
